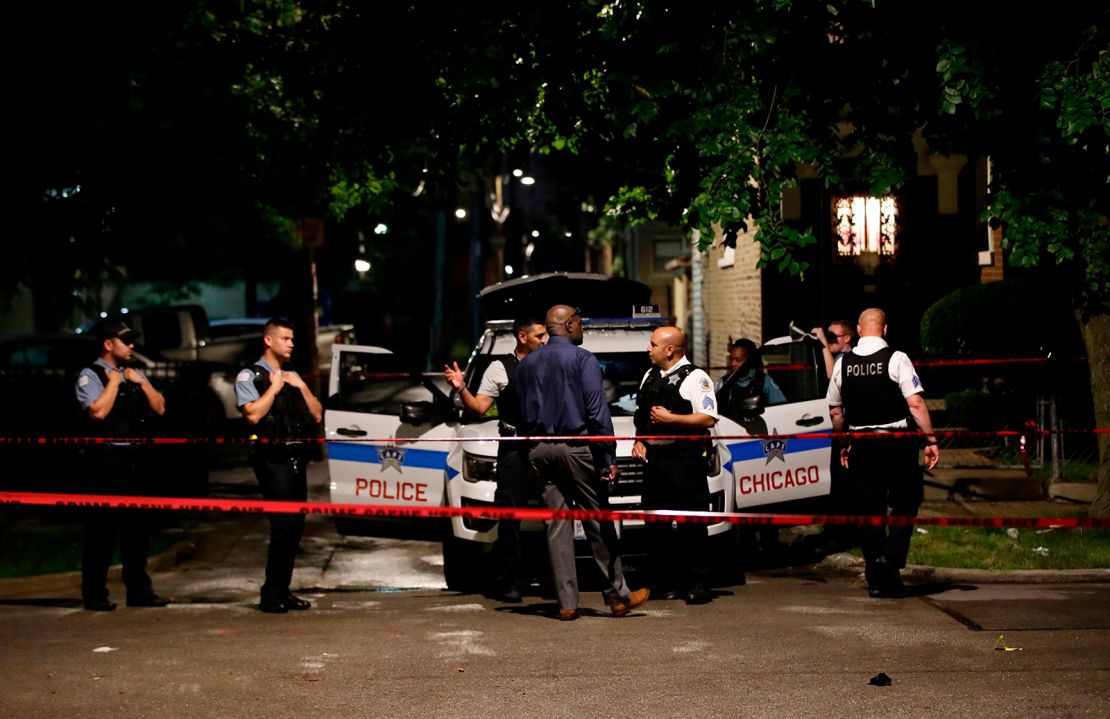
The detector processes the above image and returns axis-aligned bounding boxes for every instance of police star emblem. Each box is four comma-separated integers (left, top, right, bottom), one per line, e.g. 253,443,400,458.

378,447,406,473
760,430,787,464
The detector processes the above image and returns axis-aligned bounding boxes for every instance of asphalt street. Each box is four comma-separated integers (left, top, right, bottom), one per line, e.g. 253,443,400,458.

0,459,1107,718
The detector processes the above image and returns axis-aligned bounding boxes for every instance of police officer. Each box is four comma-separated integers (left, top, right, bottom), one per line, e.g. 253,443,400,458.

715,338,786,410
236,318,322,614
631,326,719,605
827,308,940,598
444,316,547,603
75,320,168,611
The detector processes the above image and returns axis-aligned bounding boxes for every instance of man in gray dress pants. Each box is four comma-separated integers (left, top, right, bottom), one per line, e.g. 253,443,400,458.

515,304,650,620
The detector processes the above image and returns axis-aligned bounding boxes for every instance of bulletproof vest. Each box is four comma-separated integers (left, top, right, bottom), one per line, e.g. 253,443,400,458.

635,363,709,438
840,346,909,428
495,354,521,437
251,364,315,442
84,364,155,439
719,367,765,407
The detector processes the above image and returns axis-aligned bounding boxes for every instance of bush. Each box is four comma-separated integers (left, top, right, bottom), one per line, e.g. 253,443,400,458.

920,278,1083,357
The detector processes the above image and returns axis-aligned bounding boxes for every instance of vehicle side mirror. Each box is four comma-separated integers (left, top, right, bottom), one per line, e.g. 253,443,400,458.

400,401,439,425
734,394,764,417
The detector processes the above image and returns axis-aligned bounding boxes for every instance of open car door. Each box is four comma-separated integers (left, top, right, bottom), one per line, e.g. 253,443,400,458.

716,338,834,509
324,345,458,537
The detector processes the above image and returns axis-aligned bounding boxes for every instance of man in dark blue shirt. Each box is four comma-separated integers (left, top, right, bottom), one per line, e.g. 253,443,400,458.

516,304,650,620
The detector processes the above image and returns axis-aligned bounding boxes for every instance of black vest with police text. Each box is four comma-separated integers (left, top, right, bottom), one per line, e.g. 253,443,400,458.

840,346,908,429
251,364,315,442
84,364,155,439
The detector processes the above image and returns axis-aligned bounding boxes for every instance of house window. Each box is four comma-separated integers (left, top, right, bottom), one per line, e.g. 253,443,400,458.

653,238,683,274
835,195,897,256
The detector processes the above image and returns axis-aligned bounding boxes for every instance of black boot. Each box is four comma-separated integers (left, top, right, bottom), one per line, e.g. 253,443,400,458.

259,587,288,614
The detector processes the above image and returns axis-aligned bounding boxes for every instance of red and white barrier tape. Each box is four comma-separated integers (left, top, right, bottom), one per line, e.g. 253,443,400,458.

1,491,1105,529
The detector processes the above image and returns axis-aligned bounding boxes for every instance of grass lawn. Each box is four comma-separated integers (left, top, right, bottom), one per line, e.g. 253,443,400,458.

0,514,190,579
906,525,1110,570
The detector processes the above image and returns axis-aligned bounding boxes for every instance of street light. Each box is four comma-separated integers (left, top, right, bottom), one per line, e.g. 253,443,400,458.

520,176,536,185
455,208,468,219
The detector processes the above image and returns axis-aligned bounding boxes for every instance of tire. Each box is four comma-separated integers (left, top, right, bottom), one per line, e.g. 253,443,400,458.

442,537,489,593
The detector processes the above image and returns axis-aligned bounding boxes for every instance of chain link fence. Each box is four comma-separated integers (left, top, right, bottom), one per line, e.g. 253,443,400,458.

917,356,1098,491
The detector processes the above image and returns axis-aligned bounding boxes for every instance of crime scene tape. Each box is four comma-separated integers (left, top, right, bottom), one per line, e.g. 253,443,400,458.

2,428,1107,446
1,491,1107,529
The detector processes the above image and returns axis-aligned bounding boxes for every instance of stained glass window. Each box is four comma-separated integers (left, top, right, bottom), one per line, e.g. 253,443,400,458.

835,196,897,256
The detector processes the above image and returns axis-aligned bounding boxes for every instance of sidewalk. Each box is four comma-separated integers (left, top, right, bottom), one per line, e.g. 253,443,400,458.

0,460,1105,602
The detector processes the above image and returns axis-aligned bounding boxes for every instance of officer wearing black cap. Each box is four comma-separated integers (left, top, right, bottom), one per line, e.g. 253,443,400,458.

235,318,322,614
74,320,169,611
632,325,719,605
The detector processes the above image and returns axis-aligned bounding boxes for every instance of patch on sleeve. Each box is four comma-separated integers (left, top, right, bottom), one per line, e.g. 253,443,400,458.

236,369,255,383
77,374,90,387
698,376,711,391
912,374,921,389
702,396,716,411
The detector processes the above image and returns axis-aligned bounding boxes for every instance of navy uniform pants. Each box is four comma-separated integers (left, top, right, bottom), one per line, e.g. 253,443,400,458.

250,444,308,594
642,446,711,591
491,443,531,590
849,436,924,569
81,445,155,603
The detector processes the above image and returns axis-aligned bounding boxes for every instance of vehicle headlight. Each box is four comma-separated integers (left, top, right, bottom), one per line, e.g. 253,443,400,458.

463,452,497,483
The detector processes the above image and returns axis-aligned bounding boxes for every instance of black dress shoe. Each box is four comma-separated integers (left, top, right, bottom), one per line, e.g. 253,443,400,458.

127,593,169,608
84,599,117,612
283,592,311,611
685,585,712,605
259,597,288,614
659,589,684,601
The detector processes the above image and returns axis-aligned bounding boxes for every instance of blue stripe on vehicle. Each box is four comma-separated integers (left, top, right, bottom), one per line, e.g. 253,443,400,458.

327,442,454,476
728,437,831,463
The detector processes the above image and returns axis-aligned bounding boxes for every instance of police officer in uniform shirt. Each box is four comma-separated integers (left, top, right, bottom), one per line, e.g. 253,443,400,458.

444,316,547,602
826,308,940,598
631,326,719,605
74,320,168,611
236,318,323,614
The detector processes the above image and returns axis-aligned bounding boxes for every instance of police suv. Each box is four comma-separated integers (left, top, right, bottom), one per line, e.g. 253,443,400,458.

323,274,834,589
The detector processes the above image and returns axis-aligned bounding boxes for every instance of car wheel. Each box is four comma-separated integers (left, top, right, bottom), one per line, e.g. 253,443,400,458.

442,537,488,593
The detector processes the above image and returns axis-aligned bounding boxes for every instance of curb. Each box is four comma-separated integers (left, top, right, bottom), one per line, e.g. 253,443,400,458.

814,552,1110,584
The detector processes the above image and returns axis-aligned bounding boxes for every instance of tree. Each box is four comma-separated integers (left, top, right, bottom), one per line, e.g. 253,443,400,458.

12,2,1109,511
423,2,1110,511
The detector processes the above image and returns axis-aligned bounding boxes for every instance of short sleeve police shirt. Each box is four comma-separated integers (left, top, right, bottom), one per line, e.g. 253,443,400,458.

75,359,149,409
639,356,720,421
235,358,302,408
476,359,509,398
826,336,923,407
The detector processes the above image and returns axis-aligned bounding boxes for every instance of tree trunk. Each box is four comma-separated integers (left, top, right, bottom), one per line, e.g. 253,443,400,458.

1079,310,1110,516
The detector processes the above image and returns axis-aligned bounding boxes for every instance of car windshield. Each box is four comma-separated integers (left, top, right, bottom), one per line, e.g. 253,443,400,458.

461,350,651,421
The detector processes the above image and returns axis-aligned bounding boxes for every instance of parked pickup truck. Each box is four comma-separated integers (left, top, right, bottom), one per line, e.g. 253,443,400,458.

323,273,834,590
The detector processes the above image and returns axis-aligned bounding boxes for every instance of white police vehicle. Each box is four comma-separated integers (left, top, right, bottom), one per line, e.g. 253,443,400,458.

324,274,833,589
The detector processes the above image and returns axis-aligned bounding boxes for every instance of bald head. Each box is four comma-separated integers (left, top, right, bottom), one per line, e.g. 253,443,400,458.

857,308,887,338
647,325,687,369
546,304,584,344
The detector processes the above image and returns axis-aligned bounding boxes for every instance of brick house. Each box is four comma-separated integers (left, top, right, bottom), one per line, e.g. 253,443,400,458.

631,141,1005,370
